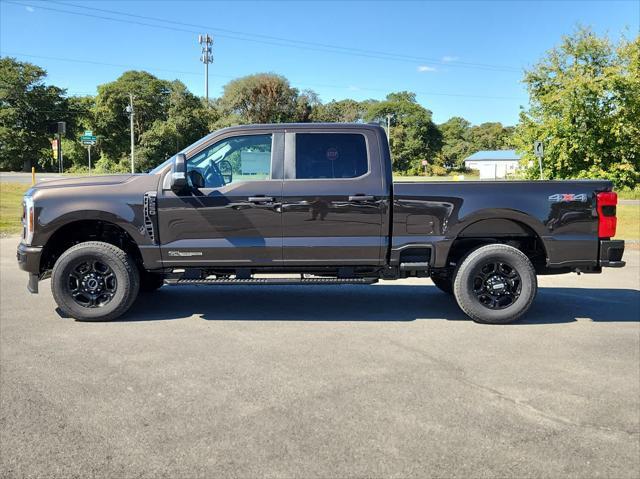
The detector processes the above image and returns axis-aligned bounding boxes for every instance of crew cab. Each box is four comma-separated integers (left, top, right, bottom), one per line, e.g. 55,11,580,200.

17,123,625,323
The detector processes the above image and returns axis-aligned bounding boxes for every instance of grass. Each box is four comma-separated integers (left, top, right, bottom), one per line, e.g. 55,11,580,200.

0,180,637,240
0,183,29,236
615,204,639,241
617,187,640,200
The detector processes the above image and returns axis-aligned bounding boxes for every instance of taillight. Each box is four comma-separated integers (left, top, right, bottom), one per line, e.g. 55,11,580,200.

596,191,617,238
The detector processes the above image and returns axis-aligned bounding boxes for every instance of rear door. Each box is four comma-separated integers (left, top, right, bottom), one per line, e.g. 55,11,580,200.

281,128,387,266
156,131,284,266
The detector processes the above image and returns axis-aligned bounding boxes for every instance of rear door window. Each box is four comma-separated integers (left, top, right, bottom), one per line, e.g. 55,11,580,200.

295,133,368,179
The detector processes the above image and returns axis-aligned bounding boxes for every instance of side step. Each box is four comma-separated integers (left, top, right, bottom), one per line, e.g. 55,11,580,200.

165,277,379,286
399,262,430,271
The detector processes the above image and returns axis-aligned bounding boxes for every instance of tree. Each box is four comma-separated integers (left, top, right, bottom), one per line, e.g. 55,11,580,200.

468,122,514,151
218,73,301,124
365,91,442,173
439,117,472,169
94,71,172,164
0,57,69,171
311,99,370,123
136,80,210,171
514,27,639,188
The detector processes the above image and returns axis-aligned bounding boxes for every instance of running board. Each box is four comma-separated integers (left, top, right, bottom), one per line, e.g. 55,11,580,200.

165,277,379,286
399,262,430,271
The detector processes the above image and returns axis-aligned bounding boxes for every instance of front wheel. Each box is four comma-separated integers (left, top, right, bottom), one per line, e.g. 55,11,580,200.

51,241,140,321
453,244,537,324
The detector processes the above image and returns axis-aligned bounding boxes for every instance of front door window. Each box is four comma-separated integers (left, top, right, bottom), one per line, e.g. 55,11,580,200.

187,134,273,189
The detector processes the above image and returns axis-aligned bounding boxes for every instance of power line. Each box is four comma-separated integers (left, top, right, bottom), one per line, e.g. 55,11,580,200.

51,0,522,72
6,0,522,73
0,51,232,78
1,50,523,101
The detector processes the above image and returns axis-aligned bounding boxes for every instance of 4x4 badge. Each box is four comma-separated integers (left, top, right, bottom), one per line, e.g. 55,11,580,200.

548,193,588,203
167,251,203,257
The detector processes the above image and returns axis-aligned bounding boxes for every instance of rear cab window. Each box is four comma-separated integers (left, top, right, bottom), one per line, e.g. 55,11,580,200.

295,133,368,179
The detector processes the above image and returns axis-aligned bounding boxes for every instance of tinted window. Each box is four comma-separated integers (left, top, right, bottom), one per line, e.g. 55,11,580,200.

187,134,272,188
295,133,368,179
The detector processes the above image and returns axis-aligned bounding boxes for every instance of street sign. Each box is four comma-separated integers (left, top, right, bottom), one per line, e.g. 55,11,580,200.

534,141,544,158
51,139,58,160
421,160,428,166
80,134,97,146
84,130,93,136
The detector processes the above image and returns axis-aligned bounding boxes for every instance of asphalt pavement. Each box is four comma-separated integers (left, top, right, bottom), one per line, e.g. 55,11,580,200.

0,172,65,184
1,237,639,478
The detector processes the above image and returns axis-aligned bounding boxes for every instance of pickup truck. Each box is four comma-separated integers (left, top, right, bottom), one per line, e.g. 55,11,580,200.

17,123,625,324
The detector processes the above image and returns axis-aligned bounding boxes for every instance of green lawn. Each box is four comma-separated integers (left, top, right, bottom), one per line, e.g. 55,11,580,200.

616,204,640,241
0,180,637,240
0,183,29,235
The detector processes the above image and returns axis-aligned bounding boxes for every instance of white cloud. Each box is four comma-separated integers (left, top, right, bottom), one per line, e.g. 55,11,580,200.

25,6,35,12
442,56,459,63
348,85,360,91
417,65,437,72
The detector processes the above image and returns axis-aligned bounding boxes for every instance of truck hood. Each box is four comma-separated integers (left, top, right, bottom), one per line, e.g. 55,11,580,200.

32,174,137,190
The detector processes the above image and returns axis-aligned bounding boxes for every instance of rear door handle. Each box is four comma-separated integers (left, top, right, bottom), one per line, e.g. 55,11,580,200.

348,195,375,201
248,196,274,203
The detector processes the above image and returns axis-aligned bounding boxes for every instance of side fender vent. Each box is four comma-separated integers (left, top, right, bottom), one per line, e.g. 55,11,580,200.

143,191,157,243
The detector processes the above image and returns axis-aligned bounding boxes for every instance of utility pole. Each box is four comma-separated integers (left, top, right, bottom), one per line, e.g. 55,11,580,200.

125,94,135,174
199,34,214,103
386,114,393,145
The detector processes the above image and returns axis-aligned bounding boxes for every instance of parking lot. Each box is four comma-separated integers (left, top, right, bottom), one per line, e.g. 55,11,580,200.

1,237,638,478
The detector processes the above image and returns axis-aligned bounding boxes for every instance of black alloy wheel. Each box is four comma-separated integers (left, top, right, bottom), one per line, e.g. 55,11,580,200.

472,261,521,310
67,259,118,308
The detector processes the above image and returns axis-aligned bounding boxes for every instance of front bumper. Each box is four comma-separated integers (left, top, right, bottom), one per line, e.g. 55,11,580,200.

599,239,625,268
17,242,42,293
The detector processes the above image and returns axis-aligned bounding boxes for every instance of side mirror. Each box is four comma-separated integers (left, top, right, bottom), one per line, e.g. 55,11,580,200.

170,153,187,193
219,159,233,185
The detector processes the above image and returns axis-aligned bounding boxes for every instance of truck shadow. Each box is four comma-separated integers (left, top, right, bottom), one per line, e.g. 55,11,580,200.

120,286,640,324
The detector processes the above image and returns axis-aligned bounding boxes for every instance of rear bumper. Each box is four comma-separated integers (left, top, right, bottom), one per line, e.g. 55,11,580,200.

17,242,42,293
599,239,625,268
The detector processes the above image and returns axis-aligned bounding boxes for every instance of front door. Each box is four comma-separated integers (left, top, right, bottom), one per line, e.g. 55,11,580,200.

281,129,387,266
157,132,283,266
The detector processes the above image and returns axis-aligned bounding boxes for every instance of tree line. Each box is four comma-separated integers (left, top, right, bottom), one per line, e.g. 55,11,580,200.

0,27,637,188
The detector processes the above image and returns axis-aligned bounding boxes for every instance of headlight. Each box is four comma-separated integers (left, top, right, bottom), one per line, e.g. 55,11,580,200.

22,195,35,245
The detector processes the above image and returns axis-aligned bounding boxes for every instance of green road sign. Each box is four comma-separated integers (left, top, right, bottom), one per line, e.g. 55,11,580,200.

84,130,93,136
80,134,97,146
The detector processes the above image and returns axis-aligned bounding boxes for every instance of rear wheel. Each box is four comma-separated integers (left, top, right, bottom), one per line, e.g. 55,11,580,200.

453,244,537,324
51,241,139,322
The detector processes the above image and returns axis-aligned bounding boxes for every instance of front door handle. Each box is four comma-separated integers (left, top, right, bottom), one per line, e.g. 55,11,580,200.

348,195,375,201
248,196,274,203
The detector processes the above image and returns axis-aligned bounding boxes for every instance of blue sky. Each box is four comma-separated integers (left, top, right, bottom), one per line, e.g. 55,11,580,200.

1,0,638,125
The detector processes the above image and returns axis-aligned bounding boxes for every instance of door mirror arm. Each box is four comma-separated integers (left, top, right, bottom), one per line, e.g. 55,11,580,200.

170,153,188,193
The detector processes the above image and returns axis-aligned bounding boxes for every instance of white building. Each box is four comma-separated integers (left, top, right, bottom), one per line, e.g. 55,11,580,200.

464,150,521,180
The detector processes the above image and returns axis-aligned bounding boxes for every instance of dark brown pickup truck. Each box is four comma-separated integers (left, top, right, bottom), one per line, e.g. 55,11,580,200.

17,123,625,323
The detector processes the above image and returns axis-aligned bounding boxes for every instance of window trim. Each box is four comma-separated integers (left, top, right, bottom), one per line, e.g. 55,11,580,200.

285,131,372,182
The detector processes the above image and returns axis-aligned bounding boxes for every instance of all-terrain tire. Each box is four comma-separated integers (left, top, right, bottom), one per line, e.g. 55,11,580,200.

51,241,140,321
453,244,537,324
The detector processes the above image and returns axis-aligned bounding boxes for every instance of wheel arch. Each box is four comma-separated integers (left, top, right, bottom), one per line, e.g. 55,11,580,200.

39,219,144,275
437,212,549,272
